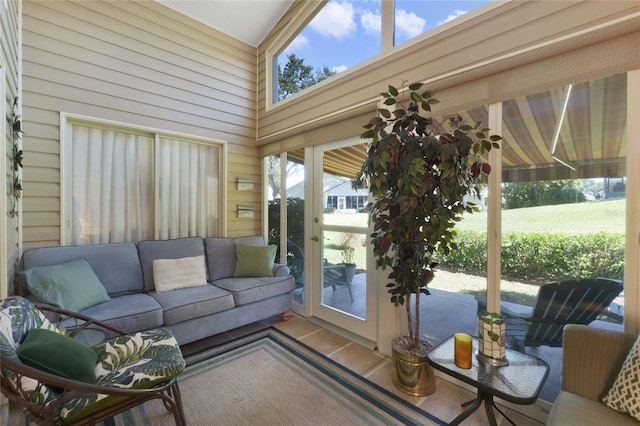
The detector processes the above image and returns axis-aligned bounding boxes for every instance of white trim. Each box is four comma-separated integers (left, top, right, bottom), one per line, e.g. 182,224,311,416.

486,102,503,313
59,112,227,244
625,69,640,334
0,56,7,298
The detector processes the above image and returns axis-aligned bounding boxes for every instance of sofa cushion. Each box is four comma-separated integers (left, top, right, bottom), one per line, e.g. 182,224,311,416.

211,275,295,306
205,236,265,281
150,285,235,326
137,237,206,292
234,243,277,278
17,328,97,384
153,255,208,293
20,257,111,312
603,335,640,420
61,293,163,335
548,390,639,425
20,243,143,297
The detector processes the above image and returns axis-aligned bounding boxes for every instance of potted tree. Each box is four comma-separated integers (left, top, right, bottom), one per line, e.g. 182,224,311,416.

354,82,500,395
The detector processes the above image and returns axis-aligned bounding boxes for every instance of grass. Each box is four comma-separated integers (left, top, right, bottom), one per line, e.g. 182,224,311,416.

321,199,627,306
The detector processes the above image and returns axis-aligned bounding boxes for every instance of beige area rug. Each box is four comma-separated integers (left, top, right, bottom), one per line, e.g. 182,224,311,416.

105,328,445,426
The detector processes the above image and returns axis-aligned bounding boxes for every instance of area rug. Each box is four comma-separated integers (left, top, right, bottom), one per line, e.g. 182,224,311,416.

106,327,445,425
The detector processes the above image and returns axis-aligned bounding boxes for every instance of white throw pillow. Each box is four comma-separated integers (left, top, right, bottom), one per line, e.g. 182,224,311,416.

153,255,207,293
602,335,640,421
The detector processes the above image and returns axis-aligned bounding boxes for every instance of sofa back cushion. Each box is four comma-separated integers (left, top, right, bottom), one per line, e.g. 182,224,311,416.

204,236,265,281
20,243,143,296
137,237,206,292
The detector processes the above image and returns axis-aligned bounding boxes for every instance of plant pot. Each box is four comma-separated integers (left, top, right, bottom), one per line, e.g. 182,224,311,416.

341,263,356,283
391,336,436,396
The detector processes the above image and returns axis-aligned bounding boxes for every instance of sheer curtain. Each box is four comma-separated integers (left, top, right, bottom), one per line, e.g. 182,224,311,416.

70,126,220,244
71,125,153,244
155,137,219,240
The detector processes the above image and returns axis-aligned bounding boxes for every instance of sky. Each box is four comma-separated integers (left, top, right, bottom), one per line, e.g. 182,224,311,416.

280,0,492,74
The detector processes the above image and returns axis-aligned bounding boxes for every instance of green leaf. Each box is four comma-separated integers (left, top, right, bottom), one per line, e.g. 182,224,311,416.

490,135,502,141
410,92,422,103
384,98,396,106
388,85,399,96
409,82,423,91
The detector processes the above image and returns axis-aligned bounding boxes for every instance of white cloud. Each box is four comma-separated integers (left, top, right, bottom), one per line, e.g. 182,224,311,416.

332,65,348,73
395,9,426,39
283,34,309,54
309,0,357,40
360,8,381,36
438,10,467,26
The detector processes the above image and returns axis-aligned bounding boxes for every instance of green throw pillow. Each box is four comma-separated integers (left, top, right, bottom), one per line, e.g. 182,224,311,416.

20,257,110,312
234,243,277,278
17,328,98,384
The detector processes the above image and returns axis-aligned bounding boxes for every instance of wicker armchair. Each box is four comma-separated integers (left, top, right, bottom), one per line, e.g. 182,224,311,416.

0,296,186,426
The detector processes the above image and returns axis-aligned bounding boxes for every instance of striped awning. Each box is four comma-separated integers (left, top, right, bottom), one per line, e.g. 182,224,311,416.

299,73,627,182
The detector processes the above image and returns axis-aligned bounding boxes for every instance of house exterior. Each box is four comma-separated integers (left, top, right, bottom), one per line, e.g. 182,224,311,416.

2,1,640,393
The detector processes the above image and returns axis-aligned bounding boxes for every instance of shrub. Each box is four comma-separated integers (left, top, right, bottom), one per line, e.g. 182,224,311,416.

436,230,624,282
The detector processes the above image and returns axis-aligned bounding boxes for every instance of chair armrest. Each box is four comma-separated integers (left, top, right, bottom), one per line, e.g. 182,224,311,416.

35,303,128,337
561,324,637,401
273,263,291,277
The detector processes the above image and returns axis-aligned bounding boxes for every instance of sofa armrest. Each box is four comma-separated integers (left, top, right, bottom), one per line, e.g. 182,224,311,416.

561,324,637,401
273,263,291,277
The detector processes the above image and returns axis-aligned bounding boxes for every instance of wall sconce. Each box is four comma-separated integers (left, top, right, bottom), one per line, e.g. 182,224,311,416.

237,205,254,218
237,177,254,191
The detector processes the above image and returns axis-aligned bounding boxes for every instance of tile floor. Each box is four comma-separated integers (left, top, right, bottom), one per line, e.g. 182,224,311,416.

2,314,550,425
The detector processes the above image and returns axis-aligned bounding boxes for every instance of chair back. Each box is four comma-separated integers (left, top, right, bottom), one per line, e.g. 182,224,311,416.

1,296,62,409
524,277,623,347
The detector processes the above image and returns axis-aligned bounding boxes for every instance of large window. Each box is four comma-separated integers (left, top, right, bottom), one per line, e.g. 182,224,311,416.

63,118,223,245
275,0,382,102
393,0,491,46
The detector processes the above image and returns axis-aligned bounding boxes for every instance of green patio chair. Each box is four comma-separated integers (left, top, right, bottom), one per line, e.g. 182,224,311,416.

475,277,623,351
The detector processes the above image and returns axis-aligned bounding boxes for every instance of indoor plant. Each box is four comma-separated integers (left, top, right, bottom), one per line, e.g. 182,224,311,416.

354,81,500,395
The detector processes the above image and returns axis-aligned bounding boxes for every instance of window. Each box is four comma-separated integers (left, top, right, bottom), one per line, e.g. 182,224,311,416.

393,0,491,46
62,118,223,245
275,0,381,102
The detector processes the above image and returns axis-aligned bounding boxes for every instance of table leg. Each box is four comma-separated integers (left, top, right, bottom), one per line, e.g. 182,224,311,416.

452,391,507,426
450,392,483,425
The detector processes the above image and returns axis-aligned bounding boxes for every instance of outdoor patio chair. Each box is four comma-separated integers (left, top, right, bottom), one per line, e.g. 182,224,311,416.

475,277,623,351
323,260,354,301
0,296,186,426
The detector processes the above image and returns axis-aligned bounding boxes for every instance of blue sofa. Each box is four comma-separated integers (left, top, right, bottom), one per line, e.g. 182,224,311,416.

18,236,295,346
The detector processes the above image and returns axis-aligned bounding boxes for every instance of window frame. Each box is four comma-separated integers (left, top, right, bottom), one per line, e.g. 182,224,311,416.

60,113,227,245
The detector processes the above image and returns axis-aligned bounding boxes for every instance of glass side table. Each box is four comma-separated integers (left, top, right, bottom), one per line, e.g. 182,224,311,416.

427,334,549,426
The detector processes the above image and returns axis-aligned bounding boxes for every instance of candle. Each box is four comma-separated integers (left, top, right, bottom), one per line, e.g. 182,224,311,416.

454,333,473,369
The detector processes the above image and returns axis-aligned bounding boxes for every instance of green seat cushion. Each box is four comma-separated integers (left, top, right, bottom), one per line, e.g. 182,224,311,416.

17,328,97,384
20,257,110,312
234,243,277,278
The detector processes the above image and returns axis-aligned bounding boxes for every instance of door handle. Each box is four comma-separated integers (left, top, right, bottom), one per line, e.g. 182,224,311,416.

310,235,319,242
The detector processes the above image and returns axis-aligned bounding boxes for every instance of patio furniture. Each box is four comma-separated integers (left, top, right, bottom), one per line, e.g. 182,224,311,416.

0,296,186,426
547,324,639,425
475,277,623,351
324,260,354,301
428,334,549,425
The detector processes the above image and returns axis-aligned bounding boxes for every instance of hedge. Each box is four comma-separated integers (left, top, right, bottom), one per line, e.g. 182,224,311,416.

435,230,625,282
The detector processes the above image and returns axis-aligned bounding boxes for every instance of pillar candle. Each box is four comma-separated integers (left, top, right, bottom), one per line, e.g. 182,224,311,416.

454,333,473,369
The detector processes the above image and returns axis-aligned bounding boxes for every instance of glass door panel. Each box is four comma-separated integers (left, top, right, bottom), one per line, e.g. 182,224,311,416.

312,141,374,340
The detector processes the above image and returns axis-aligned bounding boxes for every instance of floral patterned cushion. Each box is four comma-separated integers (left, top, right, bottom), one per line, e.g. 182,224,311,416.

58,328,185,423
0,296,61,405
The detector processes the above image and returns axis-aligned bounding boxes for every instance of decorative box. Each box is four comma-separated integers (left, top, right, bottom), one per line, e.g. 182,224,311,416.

477,311,508,366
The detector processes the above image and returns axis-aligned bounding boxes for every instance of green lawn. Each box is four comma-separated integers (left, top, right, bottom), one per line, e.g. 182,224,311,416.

321,199,627,307
457,199,625,234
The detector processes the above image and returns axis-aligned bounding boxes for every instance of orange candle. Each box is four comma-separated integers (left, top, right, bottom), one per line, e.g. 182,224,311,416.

454,333,473,369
